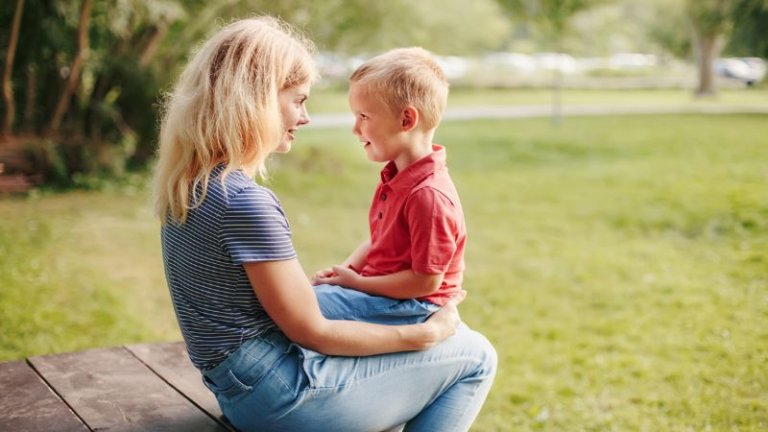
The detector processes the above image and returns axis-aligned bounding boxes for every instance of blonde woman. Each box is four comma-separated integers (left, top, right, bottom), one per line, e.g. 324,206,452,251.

154,17,496,432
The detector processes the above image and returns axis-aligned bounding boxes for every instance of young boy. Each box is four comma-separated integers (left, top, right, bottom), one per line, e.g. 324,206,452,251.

311,47,466,325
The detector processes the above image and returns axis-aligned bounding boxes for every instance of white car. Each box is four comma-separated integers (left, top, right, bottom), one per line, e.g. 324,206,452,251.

715,57,766,86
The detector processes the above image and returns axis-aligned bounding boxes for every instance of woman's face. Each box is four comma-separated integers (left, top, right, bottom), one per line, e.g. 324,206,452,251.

276,81,311,153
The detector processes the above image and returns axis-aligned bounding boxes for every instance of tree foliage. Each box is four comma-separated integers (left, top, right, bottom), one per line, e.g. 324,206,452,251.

497,0,608,44
0,0,507,185
727,0,768,58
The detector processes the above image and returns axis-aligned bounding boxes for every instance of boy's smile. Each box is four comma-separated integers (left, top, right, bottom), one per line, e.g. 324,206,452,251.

348,82,403,164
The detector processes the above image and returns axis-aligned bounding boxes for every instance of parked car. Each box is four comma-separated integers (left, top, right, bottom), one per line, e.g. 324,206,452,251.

532,53,579,74
483,52,537,73
715,57,766,86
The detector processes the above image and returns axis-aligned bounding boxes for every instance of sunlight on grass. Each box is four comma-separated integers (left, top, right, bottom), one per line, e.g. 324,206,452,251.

1,114,766,430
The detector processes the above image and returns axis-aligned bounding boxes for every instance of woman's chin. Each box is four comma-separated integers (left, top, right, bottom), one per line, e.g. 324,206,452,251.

274,141,292,153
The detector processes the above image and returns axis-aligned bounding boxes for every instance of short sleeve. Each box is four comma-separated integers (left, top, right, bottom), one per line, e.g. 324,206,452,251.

405,187,460,274
220,186,297,264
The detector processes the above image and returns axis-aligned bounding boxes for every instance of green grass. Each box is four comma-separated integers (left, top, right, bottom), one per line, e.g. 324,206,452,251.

307,87,768,113
1,114,767,430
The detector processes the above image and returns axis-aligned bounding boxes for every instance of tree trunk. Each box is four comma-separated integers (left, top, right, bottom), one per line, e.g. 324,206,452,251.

139,20,170,68
24,64,36,128
2,0,25,136
695,32,721,96
552,35,563,127
49,0,92,134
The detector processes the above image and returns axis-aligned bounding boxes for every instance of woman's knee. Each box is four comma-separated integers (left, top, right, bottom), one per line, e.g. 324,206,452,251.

473,331,498,377
454,326,498,378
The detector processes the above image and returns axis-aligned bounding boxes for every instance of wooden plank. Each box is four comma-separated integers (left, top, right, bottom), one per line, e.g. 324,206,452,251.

125,342,229,426
29,347,227,432
0,360,88,432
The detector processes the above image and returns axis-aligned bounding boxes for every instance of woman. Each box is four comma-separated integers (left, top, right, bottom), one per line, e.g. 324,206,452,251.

153,17,496,432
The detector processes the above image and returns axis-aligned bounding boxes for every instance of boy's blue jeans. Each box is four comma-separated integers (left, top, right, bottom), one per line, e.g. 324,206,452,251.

200,286,497,432
312,283,440,324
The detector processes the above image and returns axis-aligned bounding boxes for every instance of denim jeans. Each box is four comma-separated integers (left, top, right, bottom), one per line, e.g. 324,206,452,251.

313,284,441,325
201,326,497,432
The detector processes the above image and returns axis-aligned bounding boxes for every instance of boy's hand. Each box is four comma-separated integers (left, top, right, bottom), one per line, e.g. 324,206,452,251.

311,267,336,285
313,265,360,287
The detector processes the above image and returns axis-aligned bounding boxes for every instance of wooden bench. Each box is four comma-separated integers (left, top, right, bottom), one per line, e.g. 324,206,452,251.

0,342,236,431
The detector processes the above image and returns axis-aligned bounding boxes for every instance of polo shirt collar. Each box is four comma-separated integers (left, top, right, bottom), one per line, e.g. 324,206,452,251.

380,144,446,191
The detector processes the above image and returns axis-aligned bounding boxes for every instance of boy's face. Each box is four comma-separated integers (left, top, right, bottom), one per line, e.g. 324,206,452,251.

348,82,405,164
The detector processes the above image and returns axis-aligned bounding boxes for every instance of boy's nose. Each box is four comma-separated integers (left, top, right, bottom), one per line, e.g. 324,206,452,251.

352,119,360,136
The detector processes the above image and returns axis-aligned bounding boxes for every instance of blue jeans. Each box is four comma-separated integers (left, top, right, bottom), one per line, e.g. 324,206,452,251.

201,327,497,432
313,284,441,324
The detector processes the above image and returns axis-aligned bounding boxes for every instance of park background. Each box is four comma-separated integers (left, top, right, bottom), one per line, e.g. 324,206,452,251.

1,0,767,430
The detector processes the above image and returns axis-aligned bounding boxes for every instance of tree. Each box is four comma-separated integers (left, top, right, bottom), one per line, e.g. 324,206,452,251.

646,0,766,95
1,0,23,135
0,0,188,180
497,0,608,125
49,0,91,134
686,0,735,96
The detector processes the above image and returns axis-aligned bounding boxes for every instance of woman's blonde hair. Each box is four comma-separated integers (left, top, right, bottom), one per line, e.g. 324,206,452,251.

349,47,448,130
153,16,317,224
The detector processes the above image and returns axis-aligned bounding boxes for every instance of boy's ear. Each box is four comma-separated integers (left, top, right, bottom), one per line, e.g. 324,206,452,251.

401,106,419,131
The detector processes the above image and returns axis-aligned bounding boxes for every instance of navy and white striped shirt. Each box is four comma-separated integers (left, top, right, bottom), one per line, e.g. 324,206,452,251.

160,166,296,370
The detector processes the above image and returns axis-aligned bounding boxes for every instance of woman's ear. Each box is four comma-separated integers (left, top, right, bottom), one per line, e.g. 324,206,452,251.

401,106,419,131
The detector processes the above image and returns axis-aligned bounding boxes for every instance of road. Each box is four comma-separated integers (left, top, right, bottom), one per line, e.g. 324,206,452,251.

307,103,768,129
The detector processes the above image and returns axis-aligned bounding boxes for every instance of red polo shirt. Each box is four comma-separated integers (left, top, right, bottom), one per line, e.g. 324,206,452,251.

360,145,466,306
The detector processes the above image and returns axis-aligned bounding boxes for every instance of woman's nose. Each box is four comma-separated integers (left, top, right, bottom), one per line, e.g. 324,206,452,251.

299,106,310,125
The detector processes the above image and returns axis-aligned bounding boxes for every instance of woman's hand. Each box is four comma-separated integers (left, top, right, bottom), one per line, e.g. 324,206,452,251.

422,290,467,346
246,258,461,356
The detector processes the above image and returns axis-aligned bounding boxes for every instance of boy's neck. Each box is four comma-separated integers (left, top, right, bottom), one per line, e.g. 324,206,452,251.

393,130,435,172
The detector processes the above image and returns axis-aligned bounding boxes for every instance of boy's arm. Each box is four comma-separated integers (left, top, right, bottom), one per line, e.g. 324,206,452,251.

311,240,370,285
342,240,371,271
315,265,444,299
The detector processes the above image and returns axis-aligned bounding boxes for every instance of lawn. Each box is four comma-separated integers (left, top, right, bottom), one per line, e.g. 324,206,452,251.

1,114,766,431
307,87,768,113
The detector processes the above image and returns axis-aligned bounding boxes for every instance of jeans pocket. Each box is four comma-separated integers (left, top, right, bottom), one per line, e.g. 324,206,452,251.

202,371,252,399
226,369,254,392
288,343,321,389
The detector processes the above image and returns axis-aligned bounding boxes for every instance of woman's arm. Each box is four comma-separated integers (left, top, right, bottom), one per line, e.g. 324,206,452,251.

244,258,462,356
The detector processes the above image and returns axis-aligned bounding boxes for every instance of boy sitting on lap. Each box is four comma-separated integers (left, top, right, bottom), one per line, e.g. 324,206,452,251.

312,47,466,325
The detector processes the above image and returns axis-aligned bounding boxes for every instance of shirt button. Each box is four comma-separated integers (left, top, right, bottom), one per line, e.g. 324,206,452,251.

378,212,383,219
381,193,387,201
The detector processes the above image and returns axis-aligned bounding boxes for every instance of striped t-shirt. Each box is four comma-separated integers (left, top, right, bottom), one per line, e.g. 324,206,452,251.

160,166,296,370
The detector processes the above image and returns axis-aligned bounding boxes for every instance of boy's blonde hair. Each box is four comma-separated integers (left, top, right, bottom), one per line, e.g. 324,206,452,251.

350,47,448,130
153,16,317,224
